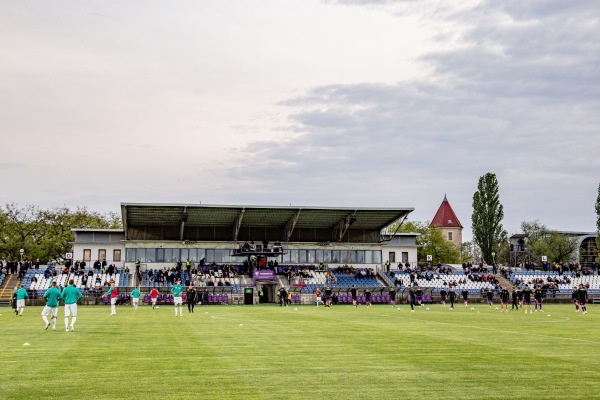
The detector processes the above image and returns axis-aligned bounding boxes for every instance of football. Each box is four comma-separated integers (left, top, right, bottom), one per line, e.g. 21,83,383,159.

495,307,499,310
425,307,430,311
293,308,298,312
470,307,475,311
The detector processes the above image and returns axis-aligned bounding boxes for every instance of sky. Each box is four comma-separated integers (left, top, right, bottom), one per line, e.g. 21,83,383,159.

1,0,599,241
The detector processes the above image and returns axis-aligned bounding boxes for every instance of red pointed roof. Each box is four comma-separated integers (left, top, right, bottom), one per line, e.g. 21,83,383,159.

430,195,463,228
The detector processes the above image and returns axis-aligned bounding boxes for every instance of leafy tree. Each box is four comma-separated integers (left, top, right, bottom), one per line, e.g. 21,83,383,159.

397,220,460,263
0,204,122,262
520,220,579,264
471,173,505,264
461,241,479,263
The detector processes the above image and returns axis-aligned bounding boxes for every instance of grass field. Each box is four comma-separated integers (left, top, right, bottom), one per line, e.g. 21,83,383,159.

1,302,599,400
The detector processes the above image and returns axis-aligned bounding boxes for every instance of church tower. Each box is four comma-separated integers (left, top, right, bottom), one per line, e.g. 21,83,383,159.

430,195,463,251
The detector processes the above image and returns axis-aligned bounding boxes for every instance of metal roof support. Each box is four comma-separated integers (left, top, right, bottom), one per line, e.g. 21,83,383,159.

179,206,187,241
334,211,357,242
379,213,409,242
285,209,301,242
233,208,245,241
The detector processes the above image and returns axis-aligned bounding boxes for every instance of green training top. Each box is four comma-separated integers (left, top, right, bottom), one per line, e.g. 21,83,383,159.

62,285,83,305
171,285,183,297
131,289,141,299
43,287,62,308
13,288,29,300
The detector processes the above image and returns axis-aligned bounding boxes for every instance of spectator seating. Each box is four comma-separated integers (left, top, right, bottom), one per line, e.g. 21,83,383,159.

23,269,129,294
145,269,241,293
388,272,495,294
511,272,600,295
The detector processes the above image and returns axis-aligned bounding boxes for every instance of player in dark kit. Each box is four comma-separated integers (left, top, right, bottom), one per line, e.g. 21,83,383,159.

364,288,372,307
448,286,456,310
577,284,589,314
325,286,332,308
511,287,519,311
389,288,396,307
350,285,358,308
186,286,197,313
439,288,447,307
408,285,416,313
500,286,510,313
572,286,580,312
486,287,494,309
462,288,469,307
522,284,533,314
534,285,544,313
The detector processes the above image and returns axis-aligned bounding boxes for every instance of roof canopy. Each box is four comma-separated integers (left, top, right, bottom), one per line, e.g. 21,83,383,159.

121,203,413,243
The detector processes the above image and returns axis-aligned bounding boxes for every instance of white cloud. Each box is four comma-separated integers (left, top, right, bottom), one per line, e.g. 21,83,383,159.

0,0,598,240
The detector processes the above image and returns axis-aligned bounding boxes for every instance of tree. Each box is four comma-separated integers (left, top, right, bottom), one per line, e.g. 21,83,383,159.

0,204,122,262
397,220,460,263
520,220,579,264
471,173,505,264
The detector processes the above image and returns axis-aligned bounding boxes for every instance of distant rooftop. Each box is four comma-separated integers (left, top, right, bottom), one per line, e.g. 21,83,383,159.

430,195,463,229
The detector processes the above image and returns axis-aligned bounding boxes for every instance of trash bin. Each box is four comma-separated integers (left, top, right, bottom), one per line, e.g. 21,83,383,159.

244,287,254,305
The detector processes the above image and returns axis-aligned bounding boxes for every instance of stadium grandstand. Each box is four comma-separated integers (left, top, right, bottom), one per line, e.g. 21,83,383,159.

65,203,420,305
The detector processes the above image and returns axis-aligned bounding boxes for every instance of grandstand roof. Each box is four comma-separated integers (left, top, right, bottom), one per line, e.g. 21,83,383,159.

121,203,414,243
430,195,463,229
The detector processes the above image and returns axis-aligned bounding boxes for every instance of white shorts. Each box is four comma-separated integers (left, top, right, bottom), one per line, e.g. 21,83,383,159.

64,303,78,317
174,296,183,305
42,306,58,318
111,298,117,305
151,298,157,304
17,299,25,308
132,298,139,305
316,296,322,302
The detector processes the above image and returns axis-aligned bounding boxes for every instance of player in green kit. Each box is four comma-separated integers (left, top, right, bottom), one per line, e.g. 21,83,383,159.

62,279,83,332
171,279,183,316
42,281,61,331
13,285,29,316
131,288,141,310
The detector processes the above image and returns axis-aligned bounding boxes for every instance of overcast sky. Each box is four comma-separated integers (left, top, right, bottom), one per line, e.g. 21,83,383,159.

1,0,598,240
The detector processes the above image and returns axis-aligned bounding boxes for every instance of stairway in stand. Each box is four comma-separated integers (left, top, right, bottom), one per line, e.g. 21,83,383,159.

0,274,19,306
496,274,514,289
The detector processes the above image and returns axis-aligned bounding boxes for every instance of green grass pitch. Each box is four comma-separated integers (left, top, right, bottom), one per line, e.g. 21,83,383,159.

1,303,599,400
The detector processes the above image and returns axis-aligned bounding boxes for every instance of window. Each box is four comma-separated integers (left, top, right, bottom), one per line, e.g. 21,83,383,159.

298,250,307,263
389,252,396,263
98,249,106,262
315,250,324,263
448,232,453,241
448,219,452,224
155,248,165,263
373,251,382,264
146,249,156,263
126,249,136,263
113,249,121,262
83,249,91,262
164,249,178,263
402,252,409,264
